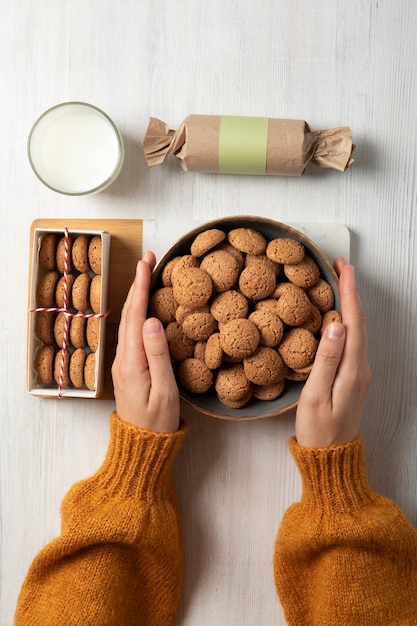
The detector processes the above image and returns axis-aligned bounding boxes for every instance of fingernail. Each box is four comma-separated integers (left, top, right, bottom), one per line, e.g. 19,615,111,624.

326,322,344,340
144,318,161,336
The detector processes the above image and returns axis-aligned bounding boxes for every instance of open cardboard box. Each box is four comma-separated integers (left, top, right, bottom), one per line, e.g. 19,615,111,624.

27,226,111,398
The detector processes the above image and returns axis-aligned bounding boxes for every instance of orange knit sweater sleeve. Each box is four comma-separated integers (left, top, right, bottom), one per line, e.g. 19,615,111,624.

274,435,417,625
14,411,187,626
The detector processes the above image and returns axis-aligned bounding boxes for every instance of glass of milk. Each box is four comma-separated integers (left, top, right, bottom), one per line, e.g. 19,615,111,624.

28,102,125,195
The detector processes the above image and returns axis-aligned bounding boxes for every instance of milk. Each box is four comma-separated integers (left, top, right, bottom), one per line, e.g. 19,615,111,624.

28,102,124,195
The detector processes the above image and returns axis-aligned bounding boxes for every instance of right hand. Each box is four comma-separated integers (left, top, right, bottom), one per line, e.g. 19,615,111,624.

295,258,371,447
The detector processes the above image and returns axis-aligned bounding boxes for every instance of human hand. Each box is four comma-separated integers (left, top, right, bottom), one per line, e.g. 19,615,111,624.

295,258,371,447
111,251,180,433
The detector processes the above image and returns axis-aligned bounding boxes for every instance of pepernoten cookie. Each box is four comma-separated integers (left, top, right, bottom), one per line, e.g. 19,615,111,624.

200,250,240,293
243,347,286,385
55,273,75,309
70,316,87,349
84,353,96,391
39,233,57,270
178,358,213,393
86,317,99,352
54,349,70,386
72,272,91,312
278,328,318,370
36,345,55,384
72,235,90,272
69,348,87,388
228,228,267,255
90,275,101,314
56,235,73,273
266,237,305,264
35,311,55,345
191,228,226,257
37,271,59,308
88,235,102,274
172,267,212,307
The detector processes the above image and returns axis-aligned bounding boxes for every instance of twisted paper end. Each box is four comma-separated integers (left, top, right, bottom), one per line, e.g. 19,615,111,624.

143,117,185,167
309,127,355,172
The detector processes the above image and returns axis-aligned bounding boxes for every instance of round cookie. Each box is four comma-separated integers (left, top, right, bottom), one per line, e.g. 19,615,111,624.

210,290,248,324
239,261,276,301
215,364,251,402
215,241,245,269
200,250,240,293
72,273,91,312
219,318,260,359
218,386,252,408
165,322,195,362
278,328,318,370
190,229,226,257
228,227,267,255
72,235,90,272
245,253,280,278
39,233,57,270
275,284,311,326
88,235,102,275
54,348,70,386
56,235,73,273
178,358,214,393
182,311,217,342
266,238,305,264
35,345,55,384
70,316,87,349
54,311,68,348
175,303,209,325
320,309,343,334
205,332,223,369
86,317,100,352
300,304,323,335
149,287,178,324
37,271,59,308
194,341,207,362
243,347,287,385
162,256,181,287
253,379,285,401
69,347,87,388
90,275,101,314
55,273,76,309
170,255,199,283
172,267,213,308
35,311,55,345
307,279,335,313
84,352,96,391
286,363,314,381
284,255,320,288
248,309,284,347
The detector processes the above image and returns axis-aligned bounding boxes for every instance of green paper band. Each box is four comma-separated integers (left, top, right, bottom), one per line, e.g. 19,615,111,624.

218,116,269,175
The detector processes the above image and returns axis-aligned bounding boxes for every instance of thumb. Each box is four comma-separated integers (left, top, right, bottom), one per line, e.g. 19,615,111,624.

305,323,346,393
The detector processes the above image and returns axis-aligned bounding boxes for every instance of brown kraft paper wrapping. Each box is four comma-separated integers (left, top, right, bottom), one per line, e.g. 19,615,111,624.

143,114,354,177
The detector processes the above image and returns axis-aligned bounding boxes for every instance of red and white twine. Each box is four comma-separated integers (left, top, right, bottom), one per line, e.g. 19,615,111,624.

28,227,110,398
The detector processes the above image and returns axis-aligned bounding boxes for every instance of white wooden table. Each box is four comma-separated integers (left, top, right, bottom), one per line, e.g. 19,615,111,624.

2,1,417,624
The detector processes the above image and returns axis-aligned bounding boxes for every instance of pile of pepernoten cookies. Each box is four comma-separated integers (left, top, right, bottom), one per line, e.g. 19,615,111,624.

150,227,341,408
34,233,103,391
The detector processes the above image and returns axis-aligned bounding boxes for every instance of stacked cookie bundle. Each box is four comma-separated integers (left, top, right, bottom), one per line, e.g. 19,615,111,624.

150,227,341,409
34,233,103,391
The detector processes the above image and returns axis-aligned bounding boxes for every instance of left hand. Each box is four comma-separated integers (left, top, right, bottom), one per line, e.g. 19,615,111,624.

111,251,180,433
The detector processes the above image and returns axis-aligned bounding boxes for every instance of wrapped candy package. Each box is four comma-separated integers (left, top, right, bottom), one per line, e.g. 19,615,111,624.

144,114,354,177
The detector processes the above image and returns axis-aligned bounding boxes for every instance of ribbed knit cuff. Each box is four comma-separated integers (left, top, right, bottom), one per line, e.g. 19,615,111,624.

94,412,187,501
289,435,379,514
